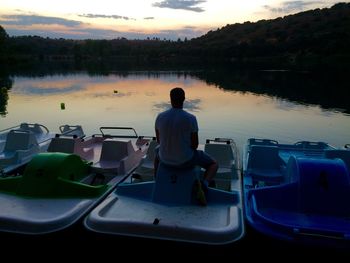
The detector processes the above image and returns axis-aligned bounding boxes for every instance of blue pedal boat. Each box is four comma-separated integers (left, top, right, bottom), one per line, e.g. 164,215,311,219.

243,138,350,246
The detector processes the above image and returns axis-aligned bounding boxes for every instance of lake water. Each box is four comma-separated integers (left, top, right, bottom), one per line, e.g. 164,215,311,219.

1,71,350,154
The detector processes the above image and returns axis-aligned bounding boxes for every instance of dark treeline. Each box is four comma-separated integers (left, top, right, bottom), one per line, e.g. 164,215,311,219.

191,2,350,70
1,3,350,71
0,73,12,116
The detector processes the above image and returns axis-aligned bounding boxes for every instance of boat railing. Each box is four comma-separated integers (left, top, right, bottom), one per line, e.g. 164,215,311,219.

1,123,52,145
21,123,50,134
0,124,21,134
1,123,50,134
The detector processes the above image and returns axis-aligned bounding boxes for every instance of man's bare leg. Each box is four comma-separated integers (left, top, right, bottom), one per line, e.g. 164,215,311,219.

203,161,218,184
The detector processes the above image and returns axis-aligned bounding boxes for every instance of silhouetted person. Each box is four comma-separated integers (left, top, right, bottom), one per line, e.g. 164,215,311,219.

154,87,218,189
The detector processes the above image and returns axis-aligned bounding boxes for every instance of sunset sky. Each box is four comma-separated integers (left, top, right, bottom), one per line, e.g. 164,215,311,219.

0,0,348,40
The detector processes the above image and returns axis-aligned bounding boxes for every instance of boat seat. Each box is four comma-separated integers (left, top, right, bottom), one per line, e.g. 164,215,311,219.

48,137,94,161
47,137,75,153
133,140,158,181
295,157,350,216
205,143,234,169
152,162,198,205
4,130,38,152
13,153,106,198
93,139,140,174
247,145,285,183
0,130,39,169
99,139,134,162
324,149,350,172
204,142,236,191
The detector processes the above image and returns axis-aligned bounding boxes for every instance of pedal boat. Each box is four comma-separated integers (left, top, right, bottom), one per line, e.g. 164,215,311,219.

243,138,350,246
84,138,244,245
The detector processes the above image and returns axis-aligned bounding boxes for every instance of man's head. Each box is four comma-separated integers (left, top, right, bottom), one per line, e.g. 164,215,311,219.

170,87,185,108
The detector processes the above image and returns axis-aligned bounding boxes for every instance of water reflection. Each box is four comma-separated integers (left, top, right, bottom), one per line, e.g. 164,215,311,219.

192,70,350,114
0,87,9,117
154,99,202,113
1,71,350,152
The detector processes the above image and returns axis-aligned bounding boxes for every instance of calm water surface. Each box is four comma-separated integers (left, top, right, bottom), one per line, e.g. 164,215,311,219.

1,71,350,153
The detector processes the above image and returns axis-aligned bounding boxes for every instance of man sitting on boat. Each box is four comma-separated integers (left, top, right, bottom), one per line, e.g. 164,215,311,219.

154,87,218,201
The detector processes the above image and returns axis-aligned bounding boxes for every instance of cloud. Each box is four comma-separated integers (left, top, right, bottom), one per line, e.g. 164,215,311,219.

158,26,207,39
5,25,205,40
263,1,325,13
78,14,135,21
5,27,121,39
152,0,206,12
1,13,206,40
0,15,82,27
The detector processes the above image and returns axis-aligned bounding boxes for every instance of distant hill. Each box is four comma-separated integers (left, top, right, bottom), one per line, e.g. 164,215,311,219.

1,3,350,71
186,2,350,69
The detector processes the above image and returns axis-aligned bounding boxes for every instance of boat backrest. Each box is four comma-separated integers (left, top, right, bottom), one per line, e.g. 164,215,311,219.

20,123,44,134
99,139,134,162
47,137,75,153
247,145,281,170
152,162,198,205
296,157,350,216
248,138,278,146
19,123,30,130
294,141,329,150
205,143,234,167
17,153,103,197
4,130,38,152
60,124,85,138
325,149,350,171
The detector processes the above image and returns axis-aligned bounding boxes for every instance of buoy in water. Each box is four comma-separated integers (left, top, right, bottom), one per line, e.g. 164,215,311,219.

60,102,65,110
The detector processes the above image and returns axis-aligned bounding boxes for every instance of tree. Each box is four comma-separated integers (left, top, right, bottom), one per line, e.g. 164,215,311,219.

0,25,9,53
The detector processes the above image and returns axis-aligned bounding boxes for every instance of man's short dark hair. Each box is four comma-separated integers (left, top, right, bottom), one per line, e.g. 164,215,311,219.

170,87,185,105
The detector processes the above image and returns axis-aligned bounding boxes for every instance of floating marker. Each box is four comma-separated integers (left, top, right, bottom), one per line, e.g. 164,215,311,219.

60,102,65,110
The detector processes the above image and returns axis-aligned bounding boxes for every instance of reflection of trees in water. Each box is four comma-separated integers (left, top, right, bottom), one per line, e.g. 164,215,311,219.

192,70,350,114
2,66,348,116
0,75,13,117
0,87,9,117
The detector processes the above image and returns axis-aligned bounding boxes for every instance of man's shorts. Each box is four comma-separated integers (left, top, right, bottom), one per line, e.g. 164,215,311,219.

155,146,216,169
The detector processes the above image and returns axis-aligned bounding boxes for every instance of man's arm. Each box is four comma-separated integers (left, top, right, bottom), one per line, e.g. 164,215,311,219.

191,132,199,150
155,128,160,144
